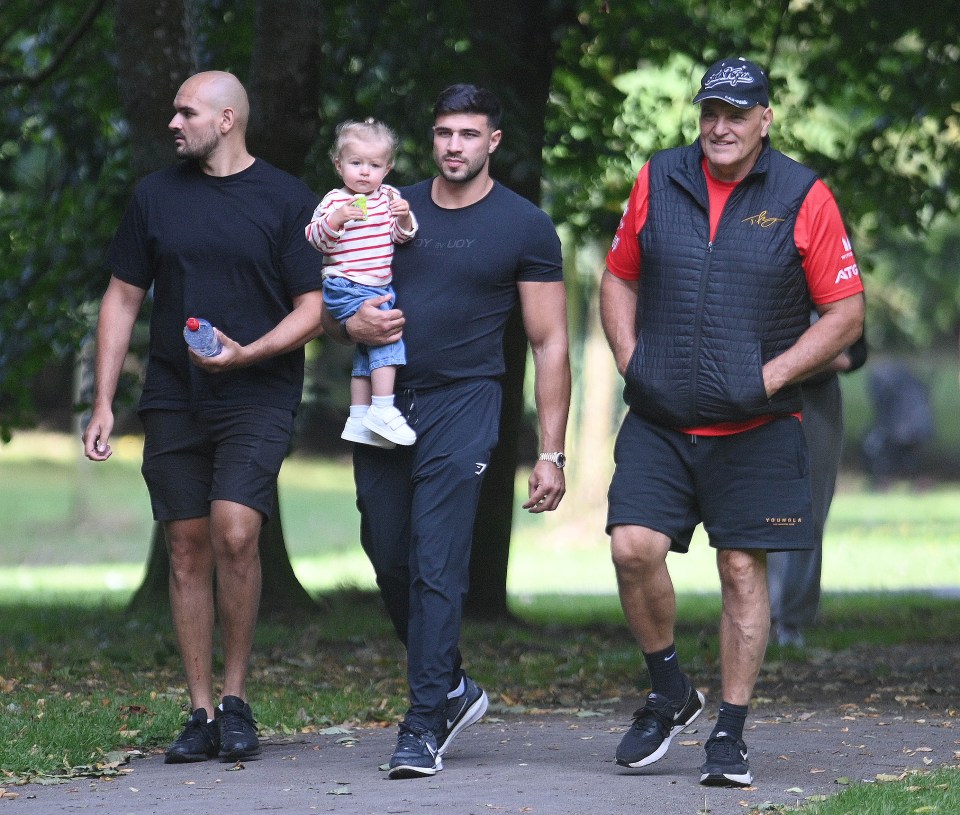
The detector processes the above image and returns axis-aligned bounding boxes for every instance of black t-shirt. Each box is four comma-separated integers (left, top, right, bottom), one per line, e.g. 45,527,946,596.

392,179,562,390
106,159,322,411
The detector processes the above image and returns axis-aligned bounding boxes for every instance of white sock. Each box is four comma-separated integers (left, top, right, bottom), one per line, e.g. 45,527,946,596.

448,676,465,699
349,404,369,419
371,395,394,409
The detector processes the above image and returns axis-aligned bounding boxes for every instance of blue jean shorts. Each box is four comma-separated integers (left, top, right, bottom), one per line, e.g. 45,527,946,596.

323,276,407,375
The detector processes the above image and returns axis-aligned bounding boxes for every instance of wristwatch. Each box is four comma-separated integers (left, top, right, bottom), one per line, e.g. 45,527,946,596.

538,452,566,469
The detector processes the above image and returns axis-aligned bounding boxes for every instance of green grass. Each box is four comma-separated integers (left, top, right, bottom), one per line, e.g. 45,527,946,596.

3,433,959,600
1,432,959,811
780,767,960,815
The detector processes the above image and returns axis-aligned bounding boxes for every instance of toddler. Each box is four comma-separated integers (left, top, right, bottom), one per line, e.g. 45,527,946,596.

306,119,417,447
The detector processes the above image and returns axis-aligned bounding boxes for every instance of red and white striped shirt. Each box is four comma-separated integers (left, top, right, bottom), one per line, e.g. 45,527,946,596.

305,183,417,286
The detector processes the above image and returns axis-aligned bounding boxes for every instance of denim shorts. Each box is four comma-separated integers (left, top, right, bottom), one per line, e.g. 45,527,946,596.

323,276,406,375
606,411,813,553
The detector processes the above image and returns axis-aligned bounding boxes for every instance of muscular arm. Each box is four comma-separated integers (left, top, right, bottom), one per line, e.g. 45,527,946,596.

518,280,571,513
763,292,865,397
83,277,147,461
190,289,325,371
599,267,639,376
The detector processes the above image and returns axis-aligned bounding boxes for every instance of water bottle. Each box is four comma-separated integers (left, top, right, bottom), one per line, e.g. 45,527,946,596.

183,317,222,357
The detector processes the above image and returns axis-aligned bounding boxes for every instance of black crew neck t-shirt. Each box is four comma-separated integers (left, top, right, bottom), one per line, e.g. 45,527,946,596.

106,159,321,412
391,179,562,391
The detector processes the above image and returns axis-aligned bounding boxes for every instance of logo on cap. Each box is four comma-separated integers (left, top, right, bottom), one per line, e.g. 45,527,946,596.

704,65,758,90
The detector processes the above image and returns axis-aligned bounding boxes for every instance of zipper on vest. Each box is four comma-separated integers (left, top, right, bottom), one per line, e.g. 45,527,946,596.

690,240,714,419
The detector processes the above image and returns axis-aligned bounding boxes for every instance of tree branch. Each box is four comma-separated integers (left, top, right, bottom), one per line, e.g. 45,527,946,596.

0,0,109,89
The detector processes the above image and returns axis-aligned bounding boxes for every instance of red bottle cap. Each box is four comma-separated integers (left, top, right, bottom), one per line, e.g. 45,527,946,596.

185,317,200,332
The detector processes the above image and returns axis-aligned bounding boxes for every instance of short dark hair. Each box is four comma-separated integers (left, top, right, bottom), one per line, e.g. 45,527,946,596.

432,84,502,129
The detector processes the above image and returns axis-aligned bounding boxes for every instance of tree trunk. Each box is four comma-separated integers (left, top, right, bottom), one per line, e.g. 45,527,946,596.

113,0,197,177
128,491,320,615
246,0,325,176
465,306,527,619
463,0,566,620
115,0,194,614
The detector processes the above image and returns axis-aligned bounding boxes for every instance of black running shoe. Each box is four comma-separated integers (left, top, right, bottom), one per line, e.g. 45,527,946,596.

615,678,705,768
218,695,262,761
164,708,219,764
699,731,753,787
388,723,442,779
438,674,488,756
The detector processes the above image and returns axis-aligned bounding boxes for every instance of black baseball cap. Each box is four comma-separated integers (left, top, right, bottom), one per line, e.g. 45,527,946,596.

692,57,769,109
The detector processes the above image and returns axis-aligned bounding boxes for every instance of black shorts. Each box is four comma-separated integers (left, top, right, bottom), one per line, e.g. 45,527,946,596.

606,412,813,553
140,406,294,522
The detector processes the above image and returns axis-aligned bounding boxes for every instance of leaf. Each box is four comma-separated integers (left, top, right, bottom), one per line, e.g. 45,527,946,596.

318,726,354,736
785,787,804,794
835,777,851,785
327,785,352,795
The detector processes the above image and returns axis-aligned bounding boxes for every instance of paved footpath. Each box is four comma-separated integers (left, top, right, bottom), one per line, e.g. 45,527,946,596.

4,705,957,814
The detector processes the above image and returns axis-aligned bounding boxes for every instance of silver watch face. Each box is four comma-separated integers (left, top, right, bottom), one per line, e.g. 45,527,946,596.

556,452,566,468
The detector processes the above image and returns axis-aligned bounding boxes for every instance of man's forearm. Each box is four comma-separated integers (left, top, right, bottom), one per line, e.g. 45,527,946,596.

599,269,638,375
242,291,325,363
763,293,865,396
532,342,571,453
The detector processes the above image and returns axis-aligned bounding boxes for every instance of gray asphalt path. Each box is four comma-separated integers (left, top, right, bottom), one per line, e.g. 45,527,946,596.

5,705,956,814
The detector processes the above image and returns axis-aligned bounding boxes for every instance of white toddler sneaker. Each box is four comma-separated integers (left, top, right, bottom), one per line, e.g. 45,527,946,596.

363,404,417,446
341,417,396,448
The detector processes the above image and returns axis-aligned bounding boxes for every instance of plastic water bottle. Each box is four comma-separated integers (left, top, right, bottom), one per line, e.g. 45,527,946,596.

183,317,222,357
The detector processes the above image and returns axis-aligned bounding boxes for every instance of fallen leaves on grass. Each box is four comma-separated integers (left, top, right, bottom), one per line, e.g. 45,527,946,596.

3,750,137,786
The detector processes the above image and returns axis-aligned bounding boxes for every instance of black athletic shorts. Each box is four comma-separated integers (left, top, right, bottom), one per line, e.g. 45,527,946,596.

140,406,294,522
606,411,813,553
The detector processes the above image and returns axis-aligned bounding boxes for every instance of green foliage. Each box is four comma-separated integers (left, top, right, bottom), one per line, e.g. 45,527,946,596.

0,4,130,438
861,218,960,349
3,0,959,439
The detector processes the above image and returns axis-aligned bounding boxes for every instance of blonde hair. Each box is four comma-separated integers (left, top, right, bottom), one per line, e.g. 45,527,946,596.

330,118,399,164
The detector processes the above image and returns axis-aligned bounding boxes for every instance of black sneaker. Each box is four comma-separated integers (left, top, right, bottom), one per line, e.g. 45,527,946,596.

164,708,219,764
218,695,262,761
388,723,442,779
615,678,705,768
700,731,753,787
438,674,488,756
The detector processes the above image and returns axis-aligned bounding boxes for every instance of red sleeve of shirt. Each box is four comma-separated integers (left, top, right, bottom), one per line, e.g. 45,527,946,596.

796,179,864,304
605,163,650,281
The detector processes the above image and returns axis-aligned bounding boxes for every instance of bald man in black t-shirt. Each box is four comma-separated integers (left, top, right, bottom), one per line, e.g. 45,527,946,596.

83,71,323,765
